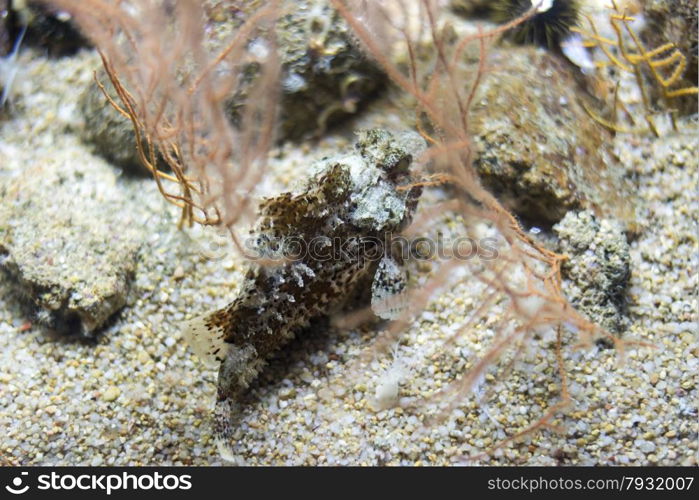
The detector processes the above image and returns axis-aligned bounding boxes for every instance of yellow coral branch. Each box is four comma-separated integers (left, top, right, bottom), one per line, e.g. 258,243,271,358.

573,3,696,135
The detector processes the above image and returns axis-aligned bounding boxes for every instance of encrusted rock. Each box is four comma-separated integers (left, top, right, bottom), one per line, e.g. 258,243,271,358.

1,0,11,56
471,47,636,223
211,0,385,141
0,156,143,335
470,46,630,224
553,210,630,334
13,0,89,56
78,69,148,174
450,0,493,18
79,0,384,171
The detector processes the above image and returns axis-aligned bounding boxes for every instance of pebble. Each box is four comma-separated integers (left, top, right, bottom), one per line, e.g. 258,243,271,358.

173,266,186,281
102,387,120,402
637,440,656,454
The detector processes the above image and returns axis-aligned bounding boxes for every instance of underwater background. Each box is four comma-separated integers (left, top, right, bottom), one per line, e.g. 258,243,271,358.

0,0,697,465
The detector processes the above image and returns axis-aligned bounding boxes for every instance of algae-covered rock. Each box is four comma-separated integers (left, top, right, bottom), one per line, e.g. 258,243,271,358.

470,46,629,224
640,0,698,115
1,0,11,56
1,0,14,112
78,69,147,174
13,0,89,56
0,156,143,335
450,0,493,18
554,210,630,334
79,0,384,170
276,0,384,139
211,0,384,141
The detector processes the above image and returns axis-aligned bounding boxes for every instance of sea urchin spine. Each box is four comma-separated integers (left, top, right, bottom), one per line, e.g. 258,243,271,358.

492,0,580,48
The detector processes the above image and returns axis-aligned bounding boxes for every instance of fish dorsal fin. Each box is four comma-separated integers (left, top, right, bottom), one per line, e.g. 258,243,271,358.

182,312,228,368
371,256,409,321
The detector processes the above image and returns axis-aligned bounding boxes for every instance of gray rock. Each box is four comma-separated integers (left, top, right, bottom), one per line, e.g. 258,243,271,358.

212,0,385,141
450,0,492,18
553,210,631,334
470,46,631,224
0,0,10,57
13,0,89,57
78,0,385,172
78,69,148,174
0,158,143,335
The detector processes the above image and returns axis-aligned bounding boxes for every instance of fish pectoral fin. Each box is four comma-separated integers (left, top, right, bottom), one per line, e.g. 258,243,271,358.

371,256,409,321
182,313,229,368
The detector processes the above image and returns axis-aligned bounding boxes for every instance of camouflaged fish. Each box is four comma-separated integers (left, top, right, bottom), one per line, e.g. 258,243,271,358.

183,129,425,460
